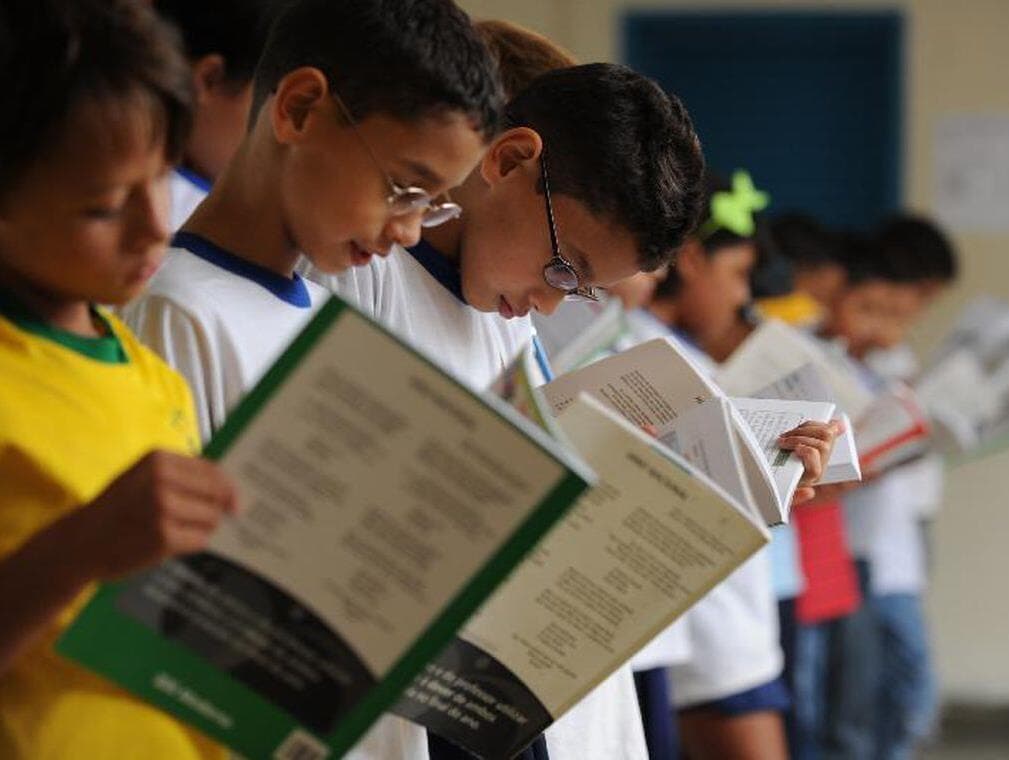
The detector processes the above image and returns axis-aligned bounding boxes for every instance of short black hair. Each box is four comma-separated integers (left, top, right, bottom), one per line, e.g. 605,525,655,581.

871,214,958,284
154,0,287,87
506,63,706,272
770,212,843,271
252,0,502,139
0,0,192,199
836,230,882,285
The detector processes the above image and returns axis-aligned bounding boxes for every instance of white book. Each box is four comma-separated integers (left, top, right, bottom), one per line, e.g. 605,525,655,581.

749,363,861,485
531,297,627,375
717,318,875,418
854,382,931,474
538,337,832,525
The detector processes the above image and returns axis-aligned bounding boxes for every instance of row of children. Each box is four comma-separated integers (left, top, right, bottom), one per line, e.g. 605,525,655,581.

591,200,956,760
0,0,948,758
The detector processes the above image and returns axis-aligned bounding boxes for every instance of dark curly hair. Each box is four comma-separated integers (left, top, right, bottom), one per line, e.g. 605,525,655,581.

252,0,503,140
505,63,706,272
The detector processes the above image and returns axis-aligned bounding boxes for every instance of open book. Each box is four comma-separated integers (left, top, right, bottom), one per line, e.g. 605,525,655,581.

718,318,875,419
745,363,861,485
719,319,931,478
916,297,1009,455
540,336,834,525
393,358,770,758
57,297,592,760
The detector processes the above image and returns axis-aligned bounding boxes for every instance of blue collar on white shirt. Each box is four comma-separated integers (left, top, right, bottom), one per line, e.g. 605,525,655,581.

671,326,702,350
174,166,213,193
406,239,466,304
171,231,312,308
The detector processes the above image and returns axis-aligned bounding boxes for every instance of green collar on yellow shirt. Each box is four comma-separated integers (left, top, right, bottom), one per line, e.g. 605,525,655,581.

0,290,127,364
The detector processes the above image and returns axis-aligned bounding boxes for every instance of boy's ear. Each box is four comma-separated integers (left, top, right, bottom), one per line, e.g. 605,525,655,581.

479,127,543,186
270,67,329,143
191,54,228,103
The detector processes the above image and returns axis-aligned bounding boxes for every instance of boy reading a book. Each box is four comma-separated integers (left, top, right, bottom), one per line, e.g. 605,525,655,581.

124,1,503,756
831,215,957,760
125,0,503,442
307,61,838,758
154,0,286,228
303,60,702,760
0,1,240,757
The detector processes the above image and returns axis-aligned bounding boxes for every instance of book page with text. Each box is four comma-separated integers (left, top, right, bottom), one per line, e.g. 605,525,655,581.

397,395,767,759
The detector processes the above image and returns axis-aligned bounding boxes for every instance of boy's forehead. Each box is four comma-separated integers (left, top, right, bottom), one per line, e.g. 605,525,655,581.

357,110,487,190
552,194,641,285
42,97,167,184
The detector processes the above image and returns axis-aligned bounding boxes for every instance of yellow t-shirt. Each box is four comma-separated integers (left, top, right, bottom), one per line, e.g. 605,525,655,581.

755,291,825,328
0,308,225,759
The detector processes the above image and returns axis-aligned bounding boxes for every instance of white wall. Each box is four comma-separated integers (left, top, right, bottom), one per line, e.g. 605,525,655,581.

460,0,1009,702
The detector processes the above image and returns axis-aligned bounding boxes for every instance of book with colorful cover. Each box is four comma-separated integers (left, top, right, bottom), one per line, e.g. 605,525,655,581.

57,296,593,760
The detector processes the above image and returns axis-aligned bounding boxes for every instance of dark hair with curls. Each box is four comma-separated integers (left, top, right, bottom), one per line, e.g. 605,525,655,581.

506,63,705,272
252,0,503,139
0,0,193,199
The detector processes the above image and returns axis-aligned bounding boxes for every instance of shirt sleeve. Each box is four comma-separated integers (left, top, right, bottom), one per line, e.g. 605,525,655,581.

123,294,225,446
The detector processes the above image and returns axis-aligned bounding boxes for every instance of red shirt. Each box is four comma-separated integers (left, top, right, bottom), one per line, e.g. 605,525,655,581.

794,500,861,624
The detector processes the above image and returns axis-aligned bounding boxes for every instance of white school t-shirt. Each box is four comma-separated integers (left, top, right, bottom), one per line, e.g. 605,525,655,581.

169,167,211,231
303,243,649,760
124,233,428,760
306,243,528,390
842,343,937,595
123,233,328,441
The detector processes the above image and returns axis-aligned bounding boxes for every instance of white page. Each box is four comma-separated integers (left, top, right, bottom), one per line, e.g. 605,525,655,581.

206,310,591,677
533,298,628,375
540,337,722,426
821,412,861,485
539,337,795,526
730,397,835,523
394,394,767,759
656,398,758,517
452,396,767,733
751,363,860,485
718,319,874,418
854,383,931,474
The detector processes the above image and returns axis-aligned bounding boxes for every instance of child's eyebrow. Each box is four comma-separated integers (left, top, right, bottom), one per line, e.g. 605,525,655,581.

567,242,595,283
395,159,445,189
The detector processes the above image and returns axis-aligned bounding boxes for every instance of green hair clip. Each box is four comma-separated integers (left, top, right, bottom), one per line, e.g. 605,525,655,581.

697,170,770,240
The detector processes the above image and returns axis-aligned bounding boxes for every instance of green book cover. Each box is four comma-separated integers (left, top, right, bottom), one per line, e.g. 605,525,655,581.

57,295,590,760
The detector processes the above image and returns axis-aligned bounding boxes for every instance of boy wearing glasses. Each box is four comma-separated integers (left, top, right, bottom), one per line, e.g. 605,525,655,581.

310,64,705,391
124,0,502,442
305,63,707,759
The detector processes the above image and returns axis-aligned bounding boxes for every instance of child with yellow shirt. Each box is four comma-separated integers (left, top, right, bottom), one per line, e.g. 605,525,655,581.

0,1,237,757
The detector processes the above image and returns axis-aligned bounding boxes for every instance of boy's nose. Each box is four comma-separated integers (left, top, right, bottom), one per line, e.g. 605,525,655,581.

385,212,424,250
132,179,172,248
